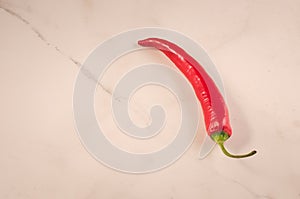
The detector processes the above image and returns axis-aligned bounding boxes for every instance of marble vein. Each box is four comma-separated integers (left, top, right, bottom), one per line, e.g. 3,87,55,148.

0,5,112,95
212,168,271,198
230,179,272,199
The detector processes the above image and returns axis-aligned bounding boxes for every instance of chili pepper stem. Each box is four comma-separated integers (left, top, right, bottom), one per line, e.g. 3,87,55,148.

211,132,257,158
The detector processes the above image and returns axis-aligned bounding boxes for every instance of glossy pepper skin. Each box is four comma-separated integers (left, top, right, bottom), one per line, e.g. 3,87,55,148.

138,38,256,158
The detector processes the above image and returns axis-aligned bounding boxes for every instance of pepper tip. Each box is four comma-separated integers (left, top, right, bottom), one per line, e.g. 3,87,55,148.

138,38,151,47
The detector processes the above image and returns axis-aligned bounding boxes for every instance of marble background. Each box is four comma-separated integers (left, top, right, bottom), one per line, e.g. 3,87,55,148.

1,0,300,198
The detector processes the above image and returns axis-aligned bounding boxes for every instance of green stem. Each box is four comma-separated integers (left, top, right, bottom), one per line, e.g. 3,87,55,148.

218,142,257,158
211,131,257,159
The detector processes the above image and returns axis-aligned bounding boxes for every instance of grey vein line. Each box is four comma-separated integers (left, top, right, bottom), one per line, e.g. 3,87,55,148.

0,5,112,95
211,167,271,198
230,179,272,199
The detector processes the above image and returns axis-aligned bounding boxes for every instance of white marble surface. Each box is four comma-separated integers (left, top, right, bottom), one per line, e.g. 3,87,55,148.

1,0,300,198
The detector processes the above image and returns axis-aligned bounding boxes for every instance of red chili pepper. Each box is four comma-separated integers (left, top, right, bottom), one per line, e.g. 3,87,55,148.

138,38,256,158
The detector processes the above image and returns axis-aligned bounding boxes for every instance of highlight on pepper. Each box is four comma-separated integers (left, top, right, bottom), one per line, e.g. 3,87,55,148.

138,38,256,159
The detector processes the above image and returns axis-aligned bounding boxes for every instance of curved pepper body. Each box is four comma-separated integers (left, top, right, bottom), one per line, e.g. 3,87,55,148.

138,38,232,137
138,38,256,158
